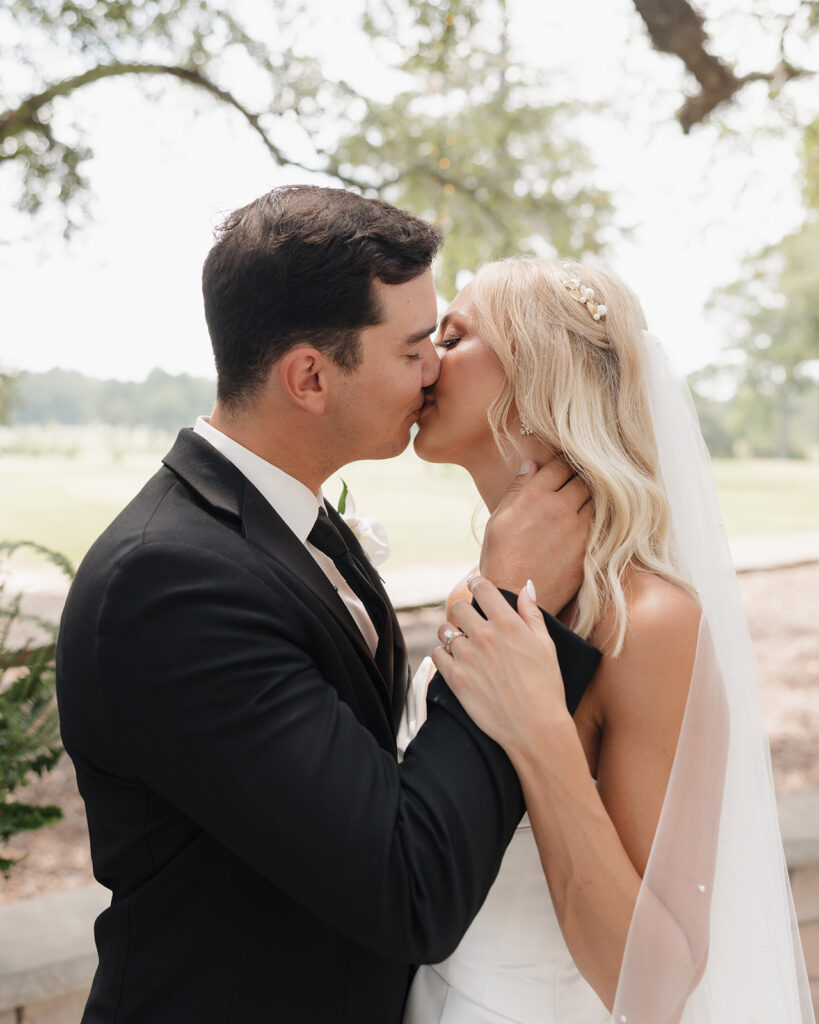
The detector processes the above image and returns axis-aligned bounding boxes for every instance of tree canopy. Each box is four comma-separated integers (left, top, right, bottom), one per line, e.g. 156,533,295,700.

332,0,610,295
10,366,215,430
698,120,819,457
5,0,817,281
1,0,345,229
3,0,818,458
1,0,612,288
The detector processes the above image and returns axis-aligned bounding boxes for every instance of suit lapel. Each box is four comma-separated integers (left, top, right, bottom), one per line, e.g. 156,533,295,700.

163,428,246,521
241,488,378,667
163,430,396,733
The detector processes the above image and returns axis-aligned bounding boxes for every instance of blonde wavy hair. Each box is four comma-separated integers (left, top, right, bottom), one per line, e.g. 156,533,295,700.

470,257,695,655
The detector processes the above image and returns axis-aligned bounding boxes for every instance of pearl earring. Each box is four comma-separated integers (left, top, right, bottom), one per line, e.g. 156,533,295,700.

519,421,534,436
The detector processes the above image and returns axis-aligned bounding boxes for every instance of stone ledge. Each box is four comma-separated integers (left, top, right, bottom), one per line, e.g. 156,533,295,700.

8,535,819,621
0,885,108,1013
792,865,819,922
802,920,819,976
780,790,819,871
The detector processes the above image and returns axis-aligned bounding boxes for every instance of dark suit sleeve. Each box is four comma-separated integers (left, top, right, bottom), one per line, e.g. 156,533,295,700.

498,588,600,714
95,543,596,965
424,588,600,762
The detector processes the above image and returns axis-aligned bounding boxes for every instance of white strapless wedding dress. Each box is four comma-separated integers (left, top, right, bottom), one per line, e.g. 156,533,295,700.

398,660,609,1024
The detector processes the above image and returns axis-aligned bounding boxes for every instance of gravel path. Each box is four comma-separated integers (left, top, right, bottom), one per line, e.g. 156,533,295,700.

1,562,817,905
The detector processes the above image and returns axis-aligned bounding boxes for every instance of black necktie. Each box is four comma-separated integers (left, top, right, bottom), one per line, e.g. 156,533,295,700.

308,507,391,676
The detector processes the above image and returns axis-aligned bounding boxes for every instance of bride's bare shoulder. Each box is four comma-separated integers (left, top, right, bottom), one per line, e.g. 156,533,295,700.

590,572,701,717
592,571,701,652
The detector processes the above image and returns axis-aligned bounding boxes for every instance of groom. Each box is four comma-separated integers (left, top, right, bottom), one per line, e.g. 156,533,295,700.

56,185,599,1023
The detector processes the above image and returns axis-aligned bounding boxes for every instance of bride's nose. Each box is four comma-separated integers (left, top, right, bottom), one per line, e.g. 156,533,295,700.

420,337,441,388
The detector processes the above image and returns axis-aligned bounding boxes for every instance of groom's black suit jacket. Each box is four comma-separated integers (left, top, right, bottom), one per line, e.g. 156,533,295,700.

56,429,600,1023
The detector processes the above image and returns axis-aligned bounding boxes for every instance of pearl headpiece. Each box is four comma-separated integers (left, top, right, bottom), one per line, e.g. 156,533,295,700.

559,265,607,323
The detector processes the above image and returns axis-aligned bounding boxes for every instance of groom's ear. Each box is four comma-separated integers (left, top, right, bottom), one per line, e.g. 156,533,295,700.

277,346,329,415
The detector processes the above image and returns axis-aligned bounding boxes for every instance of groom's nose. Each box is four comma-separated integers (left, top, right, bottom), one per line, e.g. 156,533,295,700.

420,336,440,388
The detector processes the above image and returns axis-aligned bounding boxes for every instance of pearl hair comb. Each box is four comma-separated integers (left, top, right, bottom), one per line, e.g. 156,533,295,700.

559,266,607,322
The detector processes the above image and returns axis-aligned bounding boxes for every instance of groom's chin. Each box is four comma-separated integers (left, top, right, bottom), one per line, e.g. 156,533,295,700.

366,431,412,461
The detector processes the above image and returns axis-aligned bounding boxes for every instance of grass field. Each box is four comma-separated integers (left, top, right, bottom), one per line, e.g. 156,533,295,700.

1,428,817,571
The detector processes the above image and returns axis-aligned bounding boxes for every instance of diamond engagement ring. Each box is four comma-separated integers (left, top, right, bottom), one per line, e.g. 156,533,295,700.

442,628,467,655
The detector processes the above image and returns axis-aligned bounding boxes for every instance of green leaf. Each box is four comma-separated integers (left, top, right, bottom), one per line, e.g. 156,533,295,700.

337,478,349,515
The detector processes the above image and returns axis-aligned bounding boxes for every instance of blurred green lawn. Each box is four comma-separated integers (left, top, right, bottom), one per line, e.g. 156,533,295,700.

1,444,817,570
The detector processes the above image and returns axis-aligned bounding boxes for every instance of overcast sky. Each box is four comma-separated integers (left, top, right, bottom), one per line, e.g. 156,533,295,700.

0,0,812,383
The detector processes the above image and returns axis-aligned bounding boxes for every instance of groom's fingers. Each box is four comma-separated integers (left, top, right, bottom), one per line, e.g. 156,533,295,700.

538,460,591,512
558,474,592,513
533,453,575,492
491,456,567,514
506,458,591,514
481,454,592,612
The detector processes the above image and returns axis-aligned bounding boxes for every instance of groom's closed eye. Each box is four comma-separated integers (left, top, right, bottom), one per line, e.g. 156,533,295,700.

402,324,438,360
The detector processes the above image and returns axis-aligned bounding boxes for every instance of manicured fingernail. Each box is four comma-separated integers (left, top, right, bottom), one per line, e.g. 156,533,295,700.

526,579,536,602
466,573,482,591
517,459,535,475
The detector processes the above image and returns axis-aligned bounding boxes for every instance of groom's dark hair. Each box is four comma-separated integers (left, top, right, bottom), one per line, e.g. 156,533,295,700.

202,185,443,407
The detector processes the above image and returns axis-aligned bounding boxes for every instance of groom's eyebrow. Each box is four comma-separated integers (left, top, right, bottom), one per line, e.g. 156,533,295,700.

404,323,438,345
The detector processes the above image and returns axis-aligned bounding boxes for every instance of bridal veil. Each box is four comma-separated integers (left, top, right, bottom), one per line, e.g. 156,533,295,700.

610,333,815,1024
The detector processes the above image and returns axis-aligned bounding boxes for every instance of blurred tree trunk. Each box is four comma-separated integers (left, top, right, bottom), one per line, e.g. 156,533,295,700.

0,370,18,425
776,383,790,459
631,0,815,131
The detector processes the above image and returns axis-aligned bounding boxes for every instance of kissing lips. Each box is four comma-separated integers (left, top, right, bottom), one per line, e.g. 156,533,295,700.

417,392,436,422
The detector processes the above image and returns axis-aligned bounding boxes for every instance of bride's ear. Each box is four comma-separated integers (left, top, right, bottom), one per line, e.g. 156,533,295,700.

277,346,329,415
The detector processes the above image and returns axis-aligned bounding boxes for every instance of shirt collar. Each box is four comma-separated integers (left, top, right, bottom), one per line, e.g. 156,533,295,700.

193,416,323,543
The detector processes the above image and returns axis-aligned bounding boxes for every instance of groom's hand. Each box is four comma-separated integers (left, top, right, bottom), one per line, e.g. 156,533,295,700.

480,458,591,616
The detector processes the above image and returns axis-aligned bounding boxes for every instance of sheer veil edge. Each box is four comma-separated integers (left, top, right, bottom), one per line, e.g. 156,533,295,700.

610,333,814,1024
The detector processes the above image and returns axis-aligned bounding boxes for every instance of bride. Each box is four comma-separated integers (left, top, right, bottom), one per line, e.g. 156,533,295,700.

399,258,814,1024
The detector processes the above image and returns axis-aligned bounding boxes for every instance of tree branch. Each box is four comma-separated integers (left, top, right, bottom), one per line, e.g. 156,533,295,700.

0,61,368,188
632,0,814,131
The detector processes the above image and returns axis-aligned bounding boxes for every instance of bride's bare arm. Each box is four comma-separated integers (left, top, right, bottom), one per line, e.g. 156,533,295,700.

431,575,700,1011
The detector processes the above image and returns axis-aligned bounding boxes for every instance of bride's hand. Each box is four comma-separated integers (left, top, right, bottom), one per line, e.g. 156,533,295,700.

430,576,571,758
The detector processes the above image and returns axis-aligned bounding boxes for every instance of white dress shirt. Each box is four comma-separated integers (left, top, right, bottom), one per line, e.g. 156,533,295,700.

193,416,379,656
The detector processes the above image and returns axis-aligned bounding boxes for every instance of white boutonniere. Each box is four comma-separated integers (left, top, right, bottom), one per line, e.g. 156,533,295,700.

337,480,390,567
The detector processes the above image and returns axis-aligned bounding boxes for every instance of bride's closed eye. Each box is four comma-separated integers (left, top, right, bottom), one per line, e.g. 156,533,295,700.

435,336,461,350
